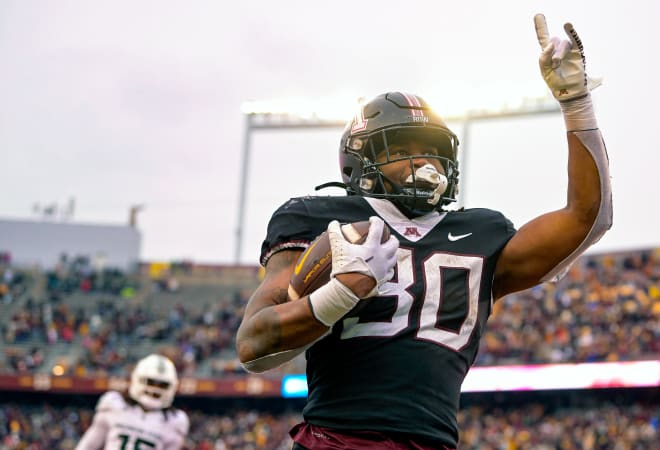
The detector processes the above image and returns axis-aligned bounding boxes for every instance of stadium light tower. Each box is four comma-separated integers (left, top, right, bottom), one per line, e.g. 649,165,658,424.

234,95,560,264
234,97,353,264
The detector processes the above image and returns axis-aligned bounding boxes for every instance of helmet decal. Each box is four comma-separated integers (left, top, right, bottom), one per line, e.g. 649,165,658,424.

351,105,368,133
400,92,428,123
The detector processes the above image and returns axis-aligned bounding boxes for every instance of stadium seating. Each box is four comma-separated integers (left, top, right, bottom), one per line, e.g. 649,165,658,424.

0,249,658,448
2,248,658,378
0,394,657,449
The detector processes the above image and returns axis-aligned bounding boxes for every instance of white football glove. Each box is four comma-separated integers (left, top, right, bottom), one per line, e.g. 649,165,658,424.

534,14,602,102
308,216,399,327
328,216,398,296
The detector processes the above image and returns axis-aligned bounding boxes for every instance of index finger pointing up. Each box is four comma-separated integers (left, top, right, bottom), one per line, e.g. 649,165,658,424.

534,13,550,48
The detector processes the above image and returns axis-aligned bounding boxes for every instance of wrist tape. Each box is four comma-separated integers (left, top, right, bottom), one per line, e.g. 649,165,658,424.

561,94,598,131
308,278,360,327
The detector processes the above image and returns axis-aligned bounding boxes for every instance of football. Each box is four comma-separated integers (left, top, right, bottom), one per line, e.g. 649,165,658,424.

287,220,391,300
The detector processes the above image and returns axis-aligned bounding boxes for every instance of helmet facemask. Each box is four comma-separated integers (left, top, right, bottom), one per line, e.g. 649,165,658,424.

344,127,459,214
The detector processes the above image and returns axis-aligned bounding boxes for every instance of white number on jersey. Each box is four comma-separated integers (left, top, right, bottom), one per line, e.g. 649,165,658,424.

341,248,484,351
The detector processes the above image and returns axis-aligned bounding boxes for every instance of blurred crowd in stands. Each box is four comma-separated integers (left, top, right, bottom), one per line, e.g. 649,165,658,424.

0,401,299,450
477,248,660,365
0,248,659,449
456,400,658,450
1,248,658,378
0,399,657,449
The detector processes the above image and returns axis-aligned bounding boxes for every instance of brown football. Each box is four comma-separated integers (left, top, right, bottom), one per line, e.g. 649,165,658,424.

287,220,392,300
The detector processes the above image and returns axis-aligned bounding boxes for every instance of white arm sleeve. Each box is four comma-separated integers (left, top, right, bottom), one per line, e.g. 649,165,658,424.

164,410,190,450
541,128,613,282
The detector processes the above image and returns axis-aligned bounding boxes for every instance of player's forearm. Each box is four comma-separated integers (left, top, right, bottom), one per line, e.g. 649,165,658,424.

562,92,612,233
237,250,317,362
236,293,327,364
565,130,603,222
540,111,611,282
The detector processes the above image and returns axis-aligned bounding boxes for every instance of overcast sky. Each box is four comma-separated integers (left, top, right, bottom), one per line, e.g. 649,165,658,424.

1,1,658,264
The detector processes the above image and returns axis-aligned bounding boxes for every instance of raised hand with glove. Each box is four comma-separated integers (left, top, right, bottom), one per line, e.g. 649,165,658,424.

534,14,601,131
532,14,612,283
308,216,399,327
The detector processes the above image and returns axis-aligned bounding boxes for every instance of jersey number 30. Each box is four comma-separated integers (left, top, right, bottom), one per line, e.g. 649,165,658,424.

341,249,483,351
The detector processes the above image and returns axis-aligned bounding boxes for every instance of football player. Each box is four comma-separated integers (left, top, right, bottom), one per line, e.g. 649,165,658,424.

75,354,189,450
236,14,612,450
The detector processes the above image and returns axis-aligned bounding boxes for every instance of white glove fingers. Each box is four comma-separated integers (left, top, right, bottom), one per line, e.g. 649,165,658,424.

383,235,400,256
539,40,555,68
534,13,550,48
327,220,343,240
327,216,399,301
327,220,347,260
534,13,596,102
376,242,397,286
365,216,385,245
551,39,572,69
563,22,583,53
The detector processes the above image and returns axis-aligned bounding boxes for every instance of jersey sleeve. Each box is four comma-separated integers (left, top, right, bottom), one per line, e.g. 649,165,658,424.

486,209,517,267
95,390,126,412
74,420,109,450
172,409,190,437
259,197,324,266
499,212,516,247
165,409,190,450
74,392,124,450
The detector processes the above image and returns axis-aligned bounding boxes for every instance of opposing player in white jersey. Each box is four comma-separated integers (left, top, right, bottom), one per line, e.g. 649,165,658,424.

75,354,190,450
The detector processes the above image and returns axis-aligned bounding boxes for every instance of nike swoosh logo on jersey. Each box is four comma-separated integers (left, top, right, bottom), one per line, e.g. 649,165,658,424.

448,232,473,242
294,240,319,275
